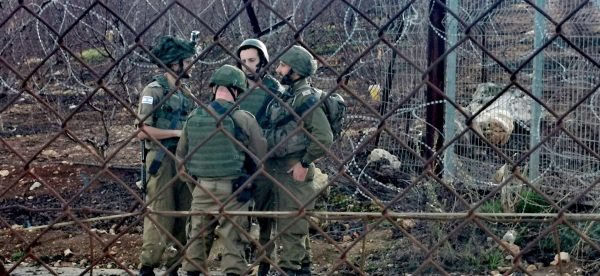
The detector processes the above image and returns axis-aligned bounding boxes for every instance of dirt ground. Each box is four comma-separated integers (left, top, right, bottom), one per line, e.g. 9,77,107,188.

0,93,592,275
0,94,384,275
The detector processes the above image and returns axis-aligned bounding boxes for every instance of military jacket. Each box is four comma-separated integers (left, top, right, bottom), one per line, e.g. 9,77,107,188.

136,75,195,150
264,78,333,163
239,74,283,125
177,99,267,178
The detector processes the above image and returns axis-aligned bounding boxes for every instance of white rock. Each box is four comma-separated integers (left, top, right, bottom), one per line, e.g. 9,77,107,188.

502,229,517,244
397,219,416,230
550,252,570,265
64,248,73,257
90,228,108,234
41,149,60,158
29,181,42,191
0,169,9,177
367,148,401,169
11,224,23,230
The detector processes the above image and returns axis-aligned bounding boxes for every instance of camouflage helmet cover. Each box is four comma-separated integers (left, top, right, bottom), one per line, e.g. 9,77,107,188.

279,45,317,77
209,64,248,91
151,36,196,65
237,38,270,63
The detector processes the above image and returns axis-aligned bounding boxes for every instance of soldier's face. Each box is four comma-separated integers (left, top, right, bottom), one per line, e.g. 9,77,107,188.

239,48,260,76
172,58,194,78
276,61,291,77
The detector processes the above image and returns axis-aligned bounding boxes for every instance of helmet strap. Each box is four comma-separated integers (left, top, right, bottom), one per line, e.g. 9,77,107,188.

177,59,190,79
256,61,268,79
226,86,238,100
281,68,300,86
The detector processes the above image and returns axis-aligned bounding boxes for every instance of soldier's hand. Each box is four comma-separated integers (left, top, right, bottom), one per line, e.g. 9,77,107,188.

288,163,308,182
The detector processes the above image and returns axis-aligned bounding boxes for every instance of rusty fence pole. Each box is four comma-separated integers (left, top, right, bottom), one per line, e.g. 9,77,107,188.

422,0,446,174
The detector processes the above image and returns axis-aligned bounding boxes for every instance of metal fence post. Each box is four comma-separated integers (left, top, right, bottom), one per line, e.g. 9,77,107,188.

443,0,458,180
423,0,446,174
530,0,546,181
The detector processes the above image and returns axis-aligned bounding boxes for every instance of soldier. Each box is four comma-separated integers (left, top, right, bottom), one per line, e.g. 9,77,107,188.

236,38,283,275
136,36,196,276
264,45,333,275
236,38,283,120
178,65,267,276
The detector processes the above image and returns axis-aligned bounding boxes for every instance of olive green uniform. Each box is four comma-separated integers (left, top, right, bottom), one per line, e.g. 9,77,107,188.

239,75,282,120
137,78,194,269
240,74,283,265
264,78,333,271
178,99,267,275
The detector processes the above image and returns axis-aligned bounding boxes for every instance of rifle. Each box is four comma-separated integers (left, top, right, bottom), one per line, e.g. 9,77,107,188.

140,141,148,195
111,141,147,234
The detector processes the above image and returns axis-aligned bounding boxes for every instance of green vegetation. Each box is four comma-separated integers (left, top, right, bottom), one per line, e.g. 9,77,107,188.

328,193,380,212
479,199,503,213
484,248,504,270
11,249,24,261
538,222,600,254
515,189,550,213
79,48,108,63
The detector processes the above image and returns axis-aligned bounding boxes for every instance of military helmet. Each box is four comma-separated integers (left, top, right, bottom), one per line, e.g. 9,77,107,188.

209,65,248,92
150,36,196,65
237,39,270,64
279,45,318,77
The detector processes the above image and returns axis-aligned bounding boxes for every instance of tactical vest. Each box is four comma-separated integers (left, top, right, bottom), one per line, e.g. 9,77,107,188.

240,75,282,121
264,88,310,157
185,101,245,178
151,75,194,148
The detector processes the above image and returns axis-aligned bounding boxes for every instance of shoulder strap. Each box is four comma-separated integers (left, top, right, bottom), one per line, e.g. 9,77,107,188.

153,75,171,96
255,94,273,124
210,101,247,142
274,89,319,128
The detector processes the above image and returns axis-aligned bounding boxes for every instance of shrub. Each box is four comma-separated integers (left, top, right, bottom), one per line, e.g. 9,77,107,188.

479,199,503,213
11,250,24,262
515,189,549,213
80,48,108,63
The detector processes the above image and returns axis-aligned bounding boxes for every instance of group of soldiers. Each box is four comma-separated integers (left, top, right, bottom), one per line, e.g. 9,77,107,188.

136,36,333,276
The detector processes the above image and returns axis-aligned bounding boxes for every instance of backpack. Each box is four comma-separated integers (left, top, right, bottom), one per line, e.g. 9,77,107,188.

296,87,347,140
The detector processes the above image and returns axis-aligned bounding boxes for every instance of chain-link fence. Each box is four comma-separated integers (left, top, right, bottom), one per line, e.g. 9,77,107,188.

1,0,600,275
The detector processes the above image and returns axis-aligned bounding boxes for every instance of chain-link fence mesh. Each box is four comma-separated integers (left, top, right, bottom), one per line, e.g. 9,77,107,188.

1,0,600,275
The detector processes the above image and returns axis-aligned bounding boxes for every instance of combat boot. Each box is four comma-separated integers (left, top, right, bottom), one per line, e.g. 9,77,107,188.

167,265,181,276
257,262,270,276
299,262,311,276
277,268,302,276
138,265,155,276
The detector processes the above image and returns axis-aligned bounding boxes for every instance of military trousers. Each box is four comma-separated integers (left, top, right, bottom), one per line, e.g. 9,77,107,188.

183,177,251,275
252,176,275,263
139,149,192,269
267,159,317,271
